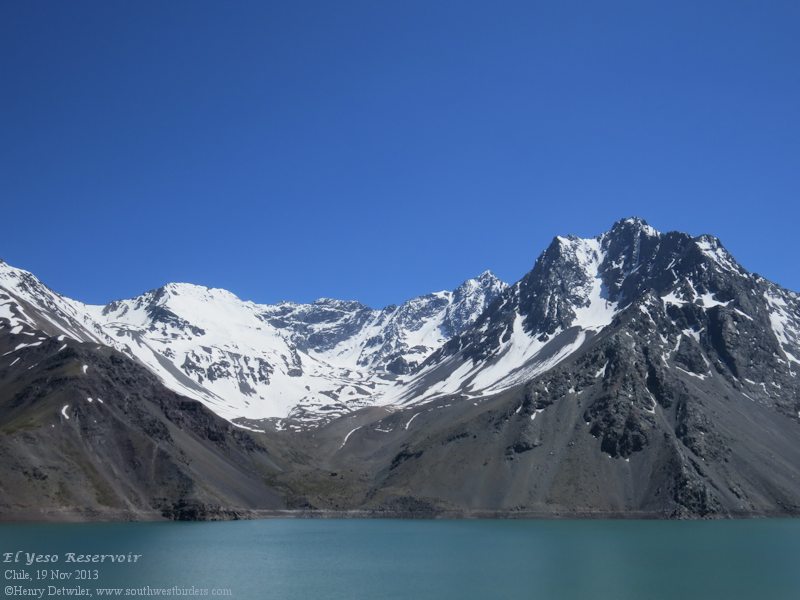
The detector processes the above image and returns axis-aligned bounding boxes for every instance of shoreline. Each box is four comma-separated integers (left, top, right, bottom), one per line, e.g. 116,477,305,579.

2,506,798,524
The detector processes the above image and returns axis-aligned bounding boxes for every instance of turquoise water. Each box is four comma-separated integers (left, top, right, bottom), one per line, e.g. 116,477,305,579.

1,519,799,599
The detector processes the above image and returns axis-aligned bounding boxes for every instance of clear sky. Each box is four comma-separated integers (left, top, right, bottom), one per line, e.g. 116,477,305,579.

2,1,798,308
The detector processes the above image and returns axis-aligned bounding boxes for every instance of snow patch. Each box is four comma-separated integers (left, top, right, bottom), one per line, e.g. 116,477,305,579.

697,292,731,309
682,329,701,343
340,425,362,448
764,290,800,364
569,238,618,331
4,341,43,355
230,421,265,433
661,291,687,308
676,366,709,380
404,412,421,430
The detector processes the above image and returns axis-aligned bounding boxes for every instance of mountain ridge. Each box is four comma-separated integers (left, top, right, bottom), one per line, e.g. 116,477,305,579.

0,256,509,426
3,217,800,520
2,217,798,429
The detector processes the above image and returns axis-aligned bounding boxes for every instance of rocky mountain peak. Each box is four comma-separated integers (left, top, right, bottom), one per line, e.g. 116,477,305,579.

442,271,508,338
476,269,500,283
609,216,661,237
451,270,506,300
514,234,608,336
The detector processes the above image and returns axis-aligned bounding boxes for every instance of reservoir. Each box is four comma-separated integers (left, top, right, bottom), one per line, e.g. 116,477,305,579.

1,518,798,599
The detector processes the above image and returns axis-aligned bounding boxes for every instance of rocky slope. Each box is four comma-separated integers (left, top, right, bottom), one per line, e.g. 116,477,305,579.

0,327,304,520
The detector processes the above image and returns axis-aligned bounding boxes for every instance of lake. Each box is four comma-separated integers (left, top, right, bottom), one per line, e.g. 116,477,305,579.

1,519,798,599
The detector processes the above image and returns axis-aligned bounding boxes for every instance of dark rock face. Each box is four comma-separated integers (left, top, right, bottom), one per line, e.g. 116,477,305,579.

0,335,292,521
303,293,800,518
265,298,375,353
518,236,601,336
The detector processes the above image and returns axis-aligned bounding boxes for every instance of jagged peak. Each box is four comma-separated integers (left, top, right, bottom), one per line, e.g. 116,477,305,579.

0,259,31,277
146,282,243,305
610,216,660,237
549,235,603,267
694,233,724,248
554,234,578,246
550,219,659,256
476,269,501,282
693,234,743,274
693,233,728,259
459,269,506,288
448,272,507,309
0,260,50,293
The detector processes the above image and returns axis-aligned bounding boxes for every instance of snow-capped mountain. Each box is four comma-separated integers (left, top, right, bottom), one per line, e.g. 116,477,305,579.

4,217,800,519
0,258,507,426
374,218,799,433
2,217,798,432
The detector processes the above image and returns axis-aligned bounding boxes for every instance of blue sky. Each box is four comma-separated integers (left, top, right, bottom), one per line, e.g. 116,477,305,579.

2,1,798,307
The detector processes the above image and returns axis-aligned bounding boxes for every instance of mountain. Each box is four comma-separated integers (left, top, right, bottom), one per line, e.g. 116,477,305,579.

2,217,800,520
395,217,800,407
1,261,507,427
305,218,800,517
